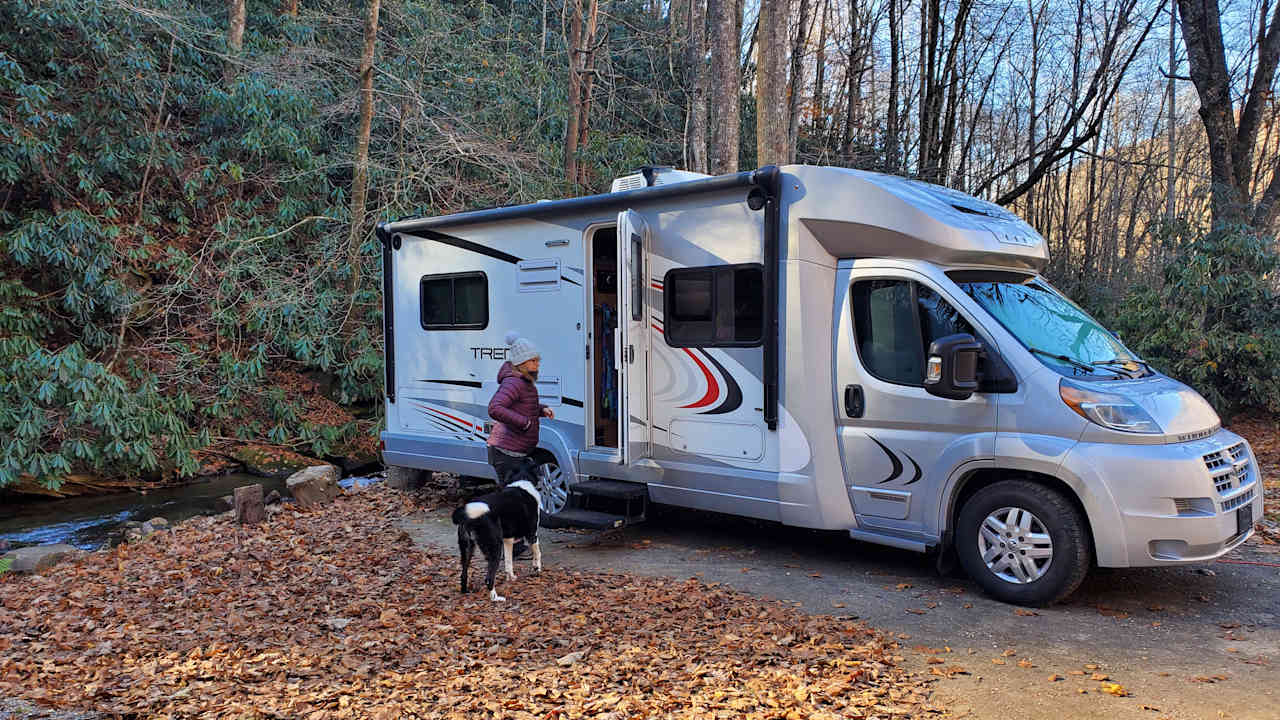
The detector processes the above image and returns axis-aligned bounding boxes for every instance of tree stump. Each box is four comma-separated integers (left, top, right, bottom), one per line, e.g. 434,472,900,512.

234,484,265,525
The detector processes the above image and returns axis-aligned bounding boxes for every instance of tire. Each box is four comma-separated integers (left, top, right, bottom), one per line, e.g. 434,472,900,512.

955,480,1092,607
529,453,571,518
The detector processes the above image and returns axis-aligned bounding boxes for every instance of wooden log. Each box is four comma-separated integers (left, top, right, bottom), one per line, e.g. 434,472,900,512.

234,484,265,525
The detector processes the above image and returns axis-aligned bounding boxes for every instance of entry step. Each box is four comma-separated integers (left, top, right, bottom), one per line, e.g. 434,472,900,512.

571,479,648,500
542,508,630,530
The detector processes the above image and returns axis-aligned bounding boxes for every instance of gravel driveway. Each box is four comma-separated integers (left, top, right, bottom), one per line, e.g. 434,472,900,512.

401,503,1280,719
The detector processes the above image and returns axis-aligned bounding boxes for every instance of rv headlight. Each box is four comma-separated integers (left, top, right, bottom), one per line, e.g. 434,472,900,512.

1059,379,1162,434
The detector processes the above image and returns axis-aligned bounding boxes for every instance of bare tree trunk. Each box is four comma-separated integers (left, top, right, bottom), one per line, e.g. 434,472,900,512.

688,0,710,172
1177,0,1280,228
1166,2,1177,221
812,0,829,137
226,0,246,80
286,0,299,16
757,0,788,166
564,0,584,184
574,0,601,187
346,0,381,295
786,0,813,162
709,0,741,173
886,0,900,173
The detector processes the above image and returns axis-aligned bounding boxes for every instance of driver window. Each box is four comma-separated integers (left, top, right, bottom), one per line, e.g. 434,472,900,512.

852,279,975,386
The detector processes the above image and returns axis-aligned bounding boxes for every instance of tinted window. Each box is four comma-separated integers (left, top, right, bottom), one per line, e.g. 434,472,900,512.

453,274,487,326
853,280,923,385
631,234,644,321
917,284,975,352
665,264,764,347
671,270,713,321
420,273,488,330
420,278,454,327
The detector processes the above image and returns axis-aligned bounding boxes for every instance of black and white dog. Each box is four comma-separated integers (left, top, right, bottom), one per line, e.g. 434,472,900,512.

451,479,542,602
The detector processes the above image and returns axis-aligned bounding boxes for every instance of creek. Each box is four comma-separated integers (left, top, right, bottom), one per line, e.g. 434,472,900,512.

0,474,380,551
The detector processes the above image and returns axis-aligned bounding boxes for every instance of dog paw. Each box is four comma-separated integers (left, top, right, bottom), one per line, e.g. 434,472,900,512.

506,572,517,581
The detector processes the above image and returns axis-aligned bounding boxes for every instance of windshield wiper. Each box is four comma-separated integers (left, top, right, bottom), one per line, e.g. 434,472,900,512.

1026,347,1122,377
1094,357,1151,376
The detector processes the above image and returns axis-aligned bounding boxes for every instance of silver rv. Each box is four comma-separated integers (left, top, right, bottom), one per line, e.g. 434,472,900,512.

378,165,1263,605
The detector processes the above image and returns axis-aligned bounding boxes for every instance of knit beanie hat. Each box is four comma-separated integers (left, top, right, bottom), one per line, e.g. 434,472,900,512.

505,331,540,367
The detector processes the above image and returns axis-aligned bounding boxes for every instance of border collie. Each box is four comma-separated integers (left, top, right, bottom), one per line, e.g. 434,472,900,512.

451,479,542,602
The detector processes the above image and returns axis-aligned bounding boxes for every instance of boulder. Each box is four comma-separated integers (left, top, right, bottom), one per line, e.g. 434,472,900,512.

218,494,235,511
232,445,324,480
146,517,170,529
3,543,78,574
265,489,282,505
286,465,342,508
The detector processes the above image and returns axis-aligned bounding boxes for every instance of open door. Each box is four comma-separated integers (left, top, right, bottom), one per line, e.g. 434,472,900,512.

617,210,651,464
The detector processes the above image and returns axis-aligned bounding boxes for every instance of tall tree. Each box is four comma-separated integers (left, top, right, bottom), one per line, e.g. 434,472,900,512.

226,0,245,78
786,0,814,162
1177,0,1280,229
708,0,741,173
687,0,710,172
565,0,602,186
756,0,789,165
885,0,901,172
346,0,381,294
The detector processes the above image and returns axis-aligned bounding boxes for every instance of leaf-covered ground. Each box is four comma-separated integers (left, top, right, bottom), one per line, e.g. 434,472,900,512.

0,487,936,718
1229,414,1280,543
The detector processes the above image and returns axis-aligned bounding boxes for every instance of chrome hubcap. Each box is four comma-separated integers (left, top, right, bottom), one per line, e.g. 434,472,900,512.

979,506,1053,584
535,462,569,514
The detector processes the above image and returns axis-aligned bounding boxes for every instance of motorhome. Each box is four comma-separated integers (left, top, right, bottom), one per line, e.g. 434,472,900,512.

378,165,1263,605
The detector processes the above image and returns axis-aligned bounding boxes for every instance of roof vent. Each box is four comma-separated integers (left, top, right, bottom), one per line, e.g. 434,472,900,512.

611,174,647,193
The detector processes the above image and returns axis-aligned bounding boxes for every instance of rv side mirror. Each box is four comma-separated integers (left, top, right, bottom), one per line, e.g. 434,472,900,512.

924,333,983,401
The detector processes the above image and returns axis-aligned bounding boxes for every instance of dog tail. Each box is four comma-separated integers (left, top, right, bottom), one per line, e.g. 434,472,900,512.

452,502,490,524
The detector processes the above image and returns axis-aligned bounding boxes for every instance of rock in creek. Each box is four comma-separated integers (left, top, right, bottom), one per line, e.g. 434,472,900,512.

3,543,80,574
286,465,342,508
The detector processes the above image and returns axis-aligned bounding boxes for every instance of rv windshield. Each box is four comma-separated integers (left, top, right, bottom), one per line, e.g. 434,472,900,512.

948,271,1148,380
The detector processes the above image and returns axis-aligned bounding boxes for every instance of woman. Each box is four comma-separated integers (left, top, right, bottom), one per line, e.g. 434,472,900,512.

487,331,554,489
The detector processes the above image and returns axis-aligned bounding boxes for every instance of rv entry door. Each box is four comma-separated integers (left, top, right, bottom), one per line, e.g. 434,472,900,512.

617,210,651,464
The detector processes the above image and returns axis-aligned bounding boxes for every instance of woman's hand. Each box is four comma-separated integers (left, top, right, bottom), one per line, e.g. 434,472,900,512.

542,407,554,419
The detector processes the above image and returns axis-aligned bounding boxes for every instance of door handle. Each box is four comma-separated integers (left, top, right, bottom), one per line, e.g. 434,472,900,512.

844,384,864,418
628,344,635,363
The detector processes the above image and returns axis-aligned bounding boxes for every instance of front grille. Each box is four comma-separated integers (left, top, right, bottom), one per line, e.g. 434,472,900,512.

1222,488,1255,512
1202,442,1256,509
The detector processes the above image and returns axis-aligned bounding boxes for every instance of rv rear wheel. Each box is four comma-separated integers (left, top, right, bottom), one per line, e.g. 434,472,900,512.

531,455,570,517
955,480,1091,607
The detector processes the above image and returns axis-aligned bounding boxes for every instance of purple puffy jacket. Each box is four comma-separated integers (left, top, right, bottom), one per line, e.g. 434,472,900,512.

486,362,546,454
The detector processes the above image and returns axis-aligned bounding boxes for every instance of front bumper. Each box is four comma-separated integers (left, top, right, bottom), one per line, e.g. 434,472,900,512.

1062,429,1263,567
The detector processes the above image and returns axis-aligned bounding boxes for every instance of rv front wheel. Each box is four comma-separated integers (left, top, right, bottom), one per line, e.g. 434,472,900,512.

955,480,1091,607
531,455,570,516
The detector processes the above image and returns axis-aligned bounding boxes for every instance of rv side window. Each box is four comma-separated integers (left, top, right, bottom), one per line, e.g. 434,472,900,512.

851,279,976,386
631,234,644,321
664,264,763,347
420,272,488,330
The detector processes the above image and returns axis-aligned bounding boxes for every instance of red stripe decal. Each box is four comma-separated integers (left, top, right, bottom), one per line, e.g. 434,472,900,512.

679,348,720,408
651,323,663,332
424,406,478,430
651,282,663,290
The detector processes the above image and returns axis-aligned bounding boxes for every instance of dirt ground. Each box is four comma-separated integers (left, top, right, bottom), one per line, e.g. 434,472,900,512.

401,504,1280,720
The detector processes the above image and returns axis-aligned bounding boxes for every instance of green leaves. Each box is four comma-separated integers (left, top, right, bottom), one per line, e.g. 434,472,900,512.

1107,228,1280,416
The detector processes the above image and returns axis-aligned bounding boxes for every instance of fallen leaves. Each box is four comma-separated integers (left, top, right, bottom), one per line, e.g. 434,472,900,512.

0,488,933,718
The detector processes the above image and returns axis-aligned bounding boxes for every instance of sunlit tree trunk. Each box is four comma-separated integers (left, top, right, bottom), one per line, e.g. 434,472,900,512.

756,0,788,166
688,0,710,172
346,0,381,294
708,0,740,173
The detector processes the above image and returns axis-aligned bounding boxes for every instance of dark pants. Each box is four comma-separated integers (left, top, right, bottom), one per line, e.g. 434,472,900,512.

487,446,533,487
486,446,534,556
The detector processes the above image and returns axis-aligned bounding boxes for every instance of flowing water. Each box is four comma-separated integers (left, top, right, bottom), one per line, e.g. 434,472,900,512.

0,473,381,551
